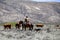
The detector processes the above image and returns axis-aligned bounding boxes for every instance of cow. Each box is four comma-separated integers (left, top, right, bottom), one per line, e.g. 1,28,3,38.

55,25,60,31
36,24,44,27
35,24,44,32
4,24,11,30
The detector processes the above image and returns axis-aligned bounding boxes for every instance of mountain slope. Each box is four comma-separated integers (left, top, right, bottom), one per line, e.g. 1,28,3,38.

0,0,60,24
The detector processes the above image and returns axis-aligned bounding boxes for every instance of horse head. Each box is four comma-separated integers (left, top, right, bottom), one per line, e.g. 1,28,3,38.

19,21,23,24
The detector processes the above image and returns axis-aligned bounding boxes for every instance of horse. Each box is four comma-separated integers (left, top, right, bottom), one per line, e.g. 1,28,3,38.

25,23,33,31
15,21,23,29
15,21,33,30
4,24,11,30
22,21,33,31
15,23,20,29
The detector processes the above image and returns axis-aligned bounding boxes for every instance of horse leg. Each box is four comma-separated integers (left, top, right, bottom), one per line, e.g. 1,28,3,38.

29,26,31,30
31,25,33,30
29,25,32,31
30,27,32,31
22,26,23,30
29,26,32,31
18,26,20,29
17,26,19,29
25,26,26,31
16,26,18,29
18,25,20,29
22,26,25,30
32,26,33,30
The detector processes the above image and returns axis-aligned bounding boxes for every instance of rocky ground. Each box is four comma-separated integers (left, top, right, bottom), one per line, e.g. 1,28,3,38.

0,25,60,40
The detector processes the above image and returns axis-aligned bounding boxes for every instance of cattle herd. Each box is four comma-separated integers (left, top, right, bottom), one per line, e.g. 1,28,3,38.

3,21,60,31
3,21,44,31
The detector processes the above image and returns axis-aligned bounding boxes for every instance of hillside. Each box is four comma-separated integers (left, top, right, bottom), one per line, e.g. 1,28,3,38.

0,0,60,24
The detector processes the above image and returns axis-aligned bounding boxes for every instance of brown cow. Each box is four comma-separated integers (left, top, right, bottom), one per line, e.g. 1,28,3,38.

4,24,11,30
35,24,44,31
56,25,60,29
36,24,44,27
56,25,59,27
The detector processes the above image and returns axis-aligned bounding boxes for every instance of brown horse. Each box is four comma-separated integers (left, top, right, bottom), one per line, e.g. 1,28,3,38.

22,21,33,31
15,21,23,29
4,24,11,30
15,21,33,30
23,23,33,31
15,23,20,29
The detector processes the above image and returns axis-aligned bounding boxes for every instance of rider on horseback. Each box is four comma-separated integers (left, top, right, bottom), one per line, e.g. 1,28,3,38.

24,16,30,24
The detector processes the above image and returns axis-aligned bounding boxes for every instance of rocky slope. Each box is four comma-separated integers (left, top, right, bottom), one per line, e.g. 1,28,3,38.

0,0,60,24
